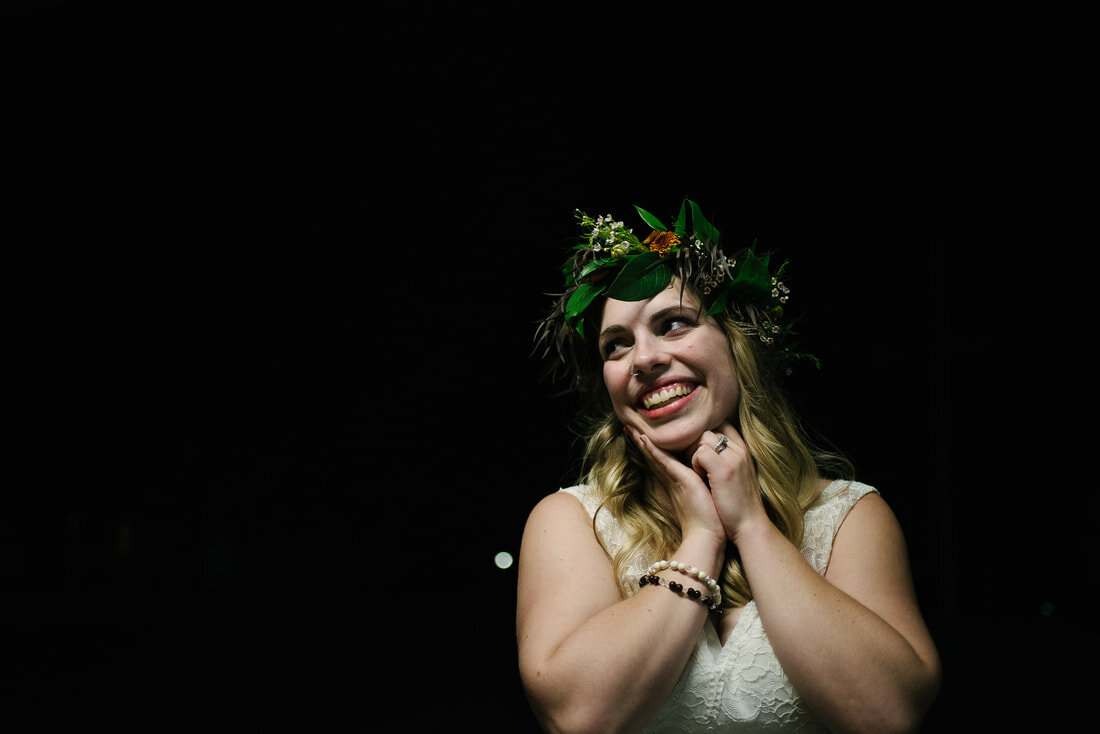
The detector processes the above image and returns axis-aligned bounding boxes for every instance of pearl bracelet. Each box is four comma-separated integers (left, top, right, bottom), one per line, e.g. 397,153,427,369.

646,560,722,607
638,574,723,614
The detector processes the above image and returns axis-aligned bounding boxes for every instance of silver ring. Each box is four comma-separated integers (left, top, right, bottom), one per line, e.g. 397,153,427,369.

714,435,729,454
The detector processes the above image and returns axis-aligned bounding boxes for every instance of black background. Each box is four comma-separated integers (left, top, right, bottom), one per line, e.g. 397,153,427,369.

3,2,1090,731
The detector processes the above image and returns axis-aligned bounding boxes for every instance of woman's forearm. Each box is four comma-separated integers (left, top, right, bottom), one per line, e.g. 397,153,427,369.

523,532,723,734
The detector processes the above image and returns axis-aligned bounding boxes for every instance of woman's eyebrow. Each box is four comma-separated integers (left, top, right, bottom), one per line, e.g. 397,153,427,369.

598,323,627,342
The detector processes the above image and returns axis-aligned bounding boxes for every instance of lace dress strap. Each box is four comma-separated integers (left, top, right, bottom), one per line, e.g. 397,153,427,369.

800,480,879,573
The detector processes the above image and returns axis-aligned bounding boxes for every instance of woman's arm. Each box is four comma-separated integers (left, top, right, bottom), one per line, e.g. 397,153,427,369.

640,425,940,733
735,491,941,733
516,491,724,734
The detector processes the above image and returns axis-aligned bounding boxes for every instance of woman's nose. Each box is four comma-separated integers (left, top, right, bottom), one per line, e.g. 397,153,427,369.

631,335,670,376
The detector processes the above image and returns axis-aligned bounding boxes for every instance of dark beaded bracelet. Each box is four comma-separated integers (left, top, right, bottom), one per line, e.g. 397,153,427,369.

639,574,723,614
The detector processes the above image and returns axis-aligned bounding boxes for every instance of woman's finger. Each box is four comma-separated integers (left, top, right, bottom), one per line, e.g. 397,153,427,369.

628,426,698,485
690,425,751,477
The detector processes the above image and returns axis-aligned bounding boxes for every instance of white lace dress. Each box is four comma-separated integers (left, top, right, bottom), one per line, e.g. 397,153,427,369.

559,479,879,732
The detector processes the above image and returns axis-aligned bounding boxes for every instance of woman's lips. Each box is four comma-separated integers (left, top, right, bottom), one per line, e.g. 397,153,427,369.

640,382,698,417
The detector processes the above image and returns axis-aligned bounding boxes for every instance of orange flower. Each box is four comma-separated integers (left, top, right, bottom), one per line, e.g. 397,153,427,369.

643,230,680,257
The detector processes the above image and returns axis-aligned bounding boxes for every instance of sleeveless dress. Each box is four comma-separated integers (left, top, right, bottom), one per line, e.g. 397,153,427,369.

558,479,879,732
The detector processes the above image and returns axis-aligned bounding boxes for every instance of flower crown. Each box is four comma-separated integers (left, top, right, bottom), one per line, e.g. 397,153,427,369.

536,199,818,385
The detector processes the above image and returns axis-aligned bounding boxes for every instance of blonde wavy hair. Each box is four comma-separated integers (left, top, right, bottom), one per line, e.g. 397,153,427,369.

576,309,852,609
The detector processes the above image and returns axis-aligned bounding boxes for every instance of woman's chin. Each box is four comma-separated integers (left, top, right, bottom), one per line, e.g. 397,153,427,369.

621,413,707,455
646,430,703,455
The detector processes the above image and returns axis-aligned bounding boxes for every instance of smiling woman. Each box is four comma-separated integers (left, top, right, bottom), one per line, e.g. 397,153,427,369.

518,200,941,733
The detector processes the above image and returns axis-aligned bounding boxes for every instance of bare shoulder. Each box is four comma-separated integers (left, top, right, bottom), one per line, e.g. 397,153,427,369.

827,490,909,568
834,490,905,553
519,490,610,578
825,489,920,617
521,491,595,553
526,489,591,527
517,491,622,659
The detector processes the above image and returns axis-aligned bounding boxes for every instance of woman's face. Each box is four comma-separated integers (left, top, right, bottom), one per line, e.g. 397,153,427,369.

599,283,740,453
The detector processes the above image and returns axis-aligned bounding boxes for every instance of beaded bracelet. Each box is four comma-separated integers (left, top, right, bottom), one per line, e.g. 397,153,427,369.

638,574,723,614
647,560,723,607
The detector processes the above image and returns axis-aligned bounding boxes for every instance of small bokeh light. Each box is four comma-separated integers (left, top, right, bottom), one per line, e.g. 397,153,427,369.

494,551,514,570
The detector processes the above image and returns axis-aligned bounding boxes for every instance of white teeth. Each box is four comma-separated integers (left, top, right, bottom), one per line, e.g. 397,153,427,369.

643,384,695,410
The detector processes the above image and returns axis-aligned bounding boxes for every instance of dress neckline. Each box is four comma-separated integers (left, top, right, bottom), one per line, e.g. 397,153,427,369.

706,600,757,649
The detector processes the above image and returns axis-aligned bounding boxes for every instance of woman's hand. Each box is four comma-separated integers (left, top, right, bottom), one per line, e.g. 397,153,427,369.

631,421,770,549
686,422,770,547
626,425,727,550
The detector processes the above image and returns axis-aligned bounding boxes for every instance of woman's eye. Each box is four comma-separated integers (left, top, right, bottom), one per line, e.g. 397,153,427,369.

601,340,627,358
663,317,695,334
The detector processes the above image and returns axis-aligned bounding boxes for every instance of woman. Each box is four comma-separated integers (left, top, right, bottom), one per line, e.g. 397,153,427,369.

518,202,940,733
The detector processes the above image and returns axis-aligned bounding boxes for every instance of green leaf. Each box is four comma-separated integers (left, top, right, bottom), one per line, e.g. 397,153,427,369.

577,258,612,281
607,252,672,301
729,250,774,301
634,205,667,232
572,316,585,339
689,200,721,245
705,287,729,316
565,281,604,318
736,250,771,282
672,199,687,237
